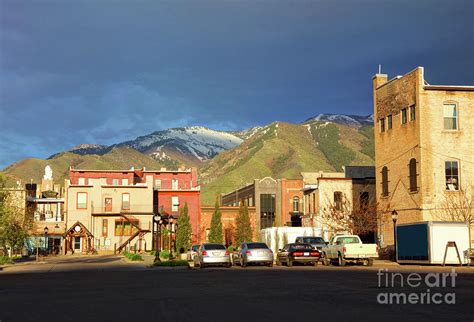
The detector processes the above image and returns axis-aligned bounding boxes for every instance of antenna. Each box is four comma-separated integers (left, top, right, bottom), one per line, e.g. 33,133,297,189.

378,64,382,74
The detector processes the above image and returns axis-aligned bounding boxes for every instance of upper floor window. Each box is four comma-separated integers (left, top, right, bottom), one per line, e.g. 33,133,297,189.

172,179,178,190
444,104,457,130
409,158,418,192
387,115,392,129
78,177,86,185
122,178,129,185
77,192,87,209
154,179,161,189
410,105,416,121
112,178,119,185
334,192,343,211
380,118,385,132
401,108,407,124
122,193,130,210
381,166,389,197
292,197,300,212
171,196,179,212
445,161,459,191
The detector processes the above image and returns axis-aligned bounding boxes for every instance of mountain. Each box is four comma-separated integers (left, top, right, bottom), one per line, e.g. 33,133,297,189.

115,126,243,166
199,120,374,204
303,113,374,126
2,147,169,185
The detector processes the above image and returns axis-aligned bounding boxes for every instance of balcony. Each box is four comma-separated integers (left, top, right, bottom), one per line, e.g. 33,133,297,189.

34,211,63,222
91,204,153,215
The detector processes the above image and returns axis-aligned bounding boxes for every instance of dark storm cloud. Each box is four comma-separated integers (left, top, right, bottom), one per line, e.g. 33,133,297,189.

0,0,473,167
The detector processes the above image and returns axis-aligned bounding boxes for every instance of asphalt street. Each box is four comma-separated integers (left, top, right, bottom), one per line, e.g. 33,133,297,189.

0,256,473,322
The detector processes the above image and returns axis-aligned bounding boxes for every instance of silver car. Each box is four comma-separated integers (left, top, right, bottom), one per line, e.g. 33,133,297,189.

234,242,273,267
194,243,231,268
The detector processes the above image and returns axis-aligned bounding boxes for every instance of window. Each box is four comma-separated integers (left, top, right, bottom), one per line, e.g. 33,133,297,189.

78,177,85,185
334,192,343,211
409,158,418,192
410,105,416,121
249,197,253,207
77,192,87,209
380,118,385,132
112,178,119,185
172,196,179,212
154,179,161,189
88,178,94,185
381,167,389,197
292,197,300,212
102,219,108,237
122,193,130,210
115,219,138,236
444,104,457,130
122,178,129,185
401,108,407,124
172,179,178,190
387,115,392,129
445,161,459,191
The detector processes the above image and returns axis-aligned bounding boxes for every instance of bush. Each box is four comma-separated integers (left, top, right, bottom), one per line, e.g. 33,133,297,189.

123,251,143,261
0,256,15,265
153,260,189,267
159,250,171,260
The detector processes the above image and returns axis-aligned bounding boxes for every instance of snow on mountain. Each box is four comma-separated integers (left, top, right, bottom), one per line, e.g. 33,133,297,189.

118,126,243,162
303,114,374,126
231,126,263,140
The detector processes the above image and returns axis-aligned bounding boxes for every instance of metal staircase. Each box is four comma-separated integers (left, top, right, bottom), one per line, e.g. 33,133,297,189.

116,214,150,253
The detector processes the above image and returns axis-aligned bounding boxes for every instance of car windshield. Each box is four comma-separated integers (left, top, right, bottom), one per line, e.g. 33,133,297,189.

247,243,268,249
290,243,313,250
299,237,325,244
204,244,226,250
337,237,360,244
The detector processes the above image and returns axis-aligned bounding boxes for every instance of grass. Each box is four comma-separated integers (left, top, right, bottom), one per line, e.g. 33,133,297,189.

0,256,21,265
123,251,143,261
153,260,189,267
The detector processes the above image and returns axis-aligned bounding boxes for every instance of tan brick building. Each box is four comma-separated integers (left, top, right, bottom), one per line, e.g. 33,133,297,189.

373,67,473,248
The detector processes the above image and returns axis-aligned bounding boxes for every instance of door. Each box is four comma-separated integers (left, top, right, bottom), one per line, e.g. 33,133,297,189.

105,198,112,212
74,237,82,252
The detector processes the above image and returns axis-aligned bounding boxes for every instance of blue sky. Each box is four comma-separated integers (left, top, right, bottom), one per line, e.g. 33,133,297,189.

0,0,473,168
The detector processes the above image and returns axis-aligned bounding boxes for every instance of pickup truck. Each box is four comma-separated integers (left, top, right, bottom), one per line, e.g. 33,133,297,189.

322,234,378,266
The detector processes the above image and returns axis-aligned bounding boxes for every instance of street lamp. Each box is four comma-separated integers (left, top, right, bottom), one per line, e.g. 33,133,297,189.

391,210,398,262
44,226,49,255
153,214,162,253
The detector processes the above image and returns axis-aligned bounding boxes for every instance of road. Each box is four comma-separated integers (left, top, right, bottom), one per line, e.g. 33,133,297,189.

0,256,473,321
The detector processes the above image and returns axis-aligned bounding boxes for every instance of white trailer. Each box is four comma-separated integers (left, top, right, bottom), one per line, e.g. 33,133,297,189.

260,227,327,254
397,221,471,265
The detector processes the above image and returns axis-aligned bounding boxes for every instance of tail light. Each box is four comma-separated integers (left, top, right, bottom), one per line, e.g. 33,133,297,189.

343,247,346,254
293,252,304,256
246,250,251,254
202,250,207,256
310,252,319,256
269,250,273,254
225,250,229,255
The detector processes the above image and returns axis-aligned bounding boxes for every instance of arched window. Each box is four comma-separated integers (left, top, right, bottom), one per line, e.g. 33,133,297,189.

381,166,389,197
409,158,418,192
292,197,299,212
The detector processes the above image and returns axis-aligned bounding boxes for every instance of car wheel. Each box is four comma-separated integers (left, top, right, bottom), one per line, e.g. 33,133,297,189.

322,255,330,266
268,262,273,267
226,263,232,268
287,259,293,267
314,260,319,266
367,258,374,266
276,258,281,266
338,254,346,267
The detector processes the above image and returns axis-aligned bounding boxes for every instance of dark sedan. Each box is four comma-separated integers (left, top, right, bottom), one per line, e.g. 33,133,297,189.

276,243,321,267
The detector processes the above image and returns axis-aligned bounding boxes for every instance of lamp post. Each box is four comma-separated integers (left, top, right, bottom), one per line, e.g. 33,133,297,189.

391,210,398,262
153,214,162,252
44,226,49,256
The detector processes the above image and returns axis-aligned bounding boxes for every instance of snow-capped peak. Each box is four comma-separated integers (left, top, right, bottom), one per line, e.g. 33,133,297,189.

303,113,374,126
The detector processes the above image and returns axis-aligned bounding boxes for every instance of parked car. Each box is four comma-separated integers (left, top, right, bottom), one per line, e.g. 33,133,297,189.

323,234,378,266
233,242,273,267
276,243,321,267
294,236,327,251
187,244,200,262
194,243,231,268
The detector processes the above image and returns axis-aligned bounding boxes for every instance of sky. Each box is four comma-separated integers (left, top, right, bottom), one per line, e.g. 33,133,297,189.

0,0,473,168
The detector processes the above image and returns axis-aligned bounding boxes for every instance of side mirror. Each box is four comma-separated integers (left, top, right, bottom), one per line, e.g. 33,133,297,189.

278,249,282,252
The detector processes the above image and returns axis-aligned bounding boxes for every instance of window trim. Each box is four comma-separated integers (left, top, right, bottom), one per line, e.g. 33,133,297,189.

171,196,179,212
387,115,392,130
76,192,88,209
102,219,108,237
122,193,130,210
443,103,458,131
380,118,385,132
381,166,389,197
334,191,343,211
292,196,300,213
410,104,416,121
408,158,418,193
401,108,408,124
445,160,460,191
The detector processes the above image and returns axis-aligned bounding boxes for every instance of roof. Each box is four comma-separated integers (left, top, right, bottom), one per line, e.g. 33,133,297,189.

344,166,375,179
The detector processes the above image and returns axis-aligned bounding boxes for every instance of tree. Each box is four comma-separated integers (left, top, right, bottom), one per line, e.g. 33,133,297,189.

0,175,30,256
235,203,252,246
208,199,223,243
176,202,192,254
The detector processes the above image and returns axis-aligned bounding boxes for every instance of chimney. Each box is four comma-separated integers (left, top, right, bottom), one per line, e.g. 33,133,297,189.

372,73,388,89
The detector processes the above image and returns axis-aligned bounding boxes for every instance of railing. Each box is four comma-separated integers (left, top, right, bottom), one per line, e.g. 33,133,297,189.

34,211,63,222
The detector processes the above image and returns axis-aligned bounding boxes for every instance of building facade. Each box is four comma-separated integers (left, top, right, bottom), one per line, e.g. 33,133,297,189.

65,167,200,254
373,67,474,248
220,178,304,231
